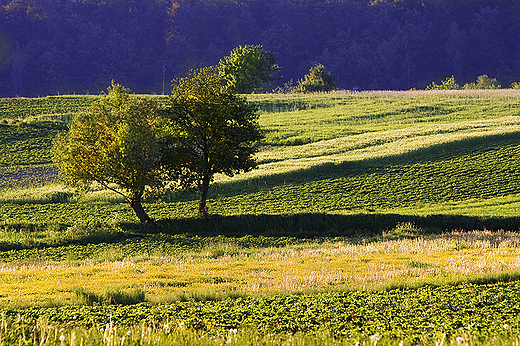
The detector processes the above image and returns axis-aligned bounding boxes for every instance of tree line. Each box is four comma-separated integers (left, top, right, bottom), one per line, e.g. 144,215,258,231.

1,0,520,97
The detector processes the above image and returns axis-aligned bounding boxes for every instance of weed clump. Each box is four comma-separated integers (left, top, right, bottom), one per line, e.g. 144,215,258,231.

72,286,146,306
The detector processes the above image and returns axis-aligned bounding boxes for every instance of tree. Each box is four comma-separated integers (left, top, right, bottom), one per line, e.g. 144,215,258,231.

218,45,281,93
463,74,501,89
294,64,337,93
53,82,165,223
426,76,460,90
164,66,263,215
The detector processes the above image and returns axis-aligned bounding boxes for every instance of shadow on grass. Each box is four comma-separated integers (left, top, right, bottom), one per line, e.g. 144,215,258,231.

208,131,520,199
1,212,520,261
122,212,520,239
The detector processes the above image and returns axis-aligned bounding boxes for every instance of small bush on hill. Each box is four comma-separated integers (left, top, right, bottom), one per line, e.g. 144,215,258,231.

463,74,501,89
294,64,337,93
426,76,460,90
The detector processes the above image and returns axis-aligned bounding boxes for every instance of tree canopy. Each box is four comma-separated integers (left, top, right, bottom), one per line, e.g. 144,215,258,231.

426,76,460,90
463,75,501,90
219,45,281,93
427,75,501,90
164,66,263,215
295,64,337,93
53,82,165,223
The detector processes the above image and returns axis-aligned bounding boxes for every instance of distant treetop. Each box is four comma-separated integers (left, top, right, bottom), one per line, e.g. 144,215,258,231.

219,45,281,94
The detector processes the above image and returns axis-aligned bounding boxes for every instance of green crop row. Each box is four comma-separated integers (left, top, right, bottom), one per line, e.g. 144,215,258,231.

5,281,520,343
0,125,62,167
0,95,171,122
0,95,98,120
252,90,520,146
203,139,520,215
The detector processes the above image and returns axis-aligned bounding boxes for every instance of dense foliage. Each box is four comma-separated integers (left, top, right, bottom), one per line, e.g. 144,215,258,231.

52,82,166,222
1,0,520,96
219,45,281,93
294,64,337,93
165,66,263,215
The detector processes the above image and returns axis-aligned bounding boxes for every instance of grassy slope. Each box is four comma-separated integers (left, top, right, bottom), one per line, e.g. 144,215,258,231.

2,90,520,231
2,91,520,344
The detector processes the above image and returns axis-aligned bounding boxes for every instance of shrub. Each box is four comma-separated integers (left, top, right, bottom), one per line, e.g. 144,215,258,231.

463,74,501,89
294,64,337,93
426,76,460,90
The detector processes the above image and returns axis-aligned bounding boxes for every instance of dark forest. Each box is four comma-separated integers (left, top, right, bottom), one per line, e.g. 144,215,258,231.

1,0,519,97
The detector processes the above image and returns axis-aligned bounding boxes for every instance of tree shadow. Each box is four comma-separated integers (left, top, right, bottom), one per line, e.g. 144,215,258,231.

207,131,520,199
125,212,520,239
2,211,519,255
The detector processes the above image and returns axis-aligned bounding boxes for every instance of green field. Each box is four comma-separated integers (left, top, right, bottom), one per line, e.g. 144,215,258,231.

2,90,520,345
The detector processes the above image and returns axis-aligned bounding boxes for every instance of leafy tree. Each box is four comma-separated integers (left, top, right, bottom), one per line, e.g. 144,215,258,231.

294,64,337,93
164,66,263,215
218,45,281,93
53,82,165,223
426,76,460,90
463,74,501,89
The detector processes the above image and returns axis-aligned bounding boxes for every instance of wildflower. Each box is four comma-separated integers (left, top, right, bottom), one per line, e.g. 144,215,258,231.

164,324,170,330
179,321,185,328
59,335,65,341
504,324,510,330
370,334,381,343
456,336,464,344
229,328,237,334
127,330,132,336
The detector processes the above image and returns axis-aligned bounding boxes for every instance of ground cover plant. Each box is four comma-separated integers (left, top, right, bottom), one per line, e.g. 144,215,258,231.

2,90,520,344
0,96,99,122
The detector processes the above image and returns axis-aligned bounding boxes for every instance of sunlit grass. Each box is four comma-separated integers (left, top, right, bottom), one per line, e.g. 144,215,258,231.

1,230,520,306
249,90,520,145
216,116,520,184
391,193,520,218
0,183,72,204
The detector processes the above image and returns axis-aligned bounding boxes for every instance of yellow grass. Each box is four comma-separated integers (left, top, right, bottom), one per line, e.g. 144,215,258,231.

215,116,520,183
2,231,520,305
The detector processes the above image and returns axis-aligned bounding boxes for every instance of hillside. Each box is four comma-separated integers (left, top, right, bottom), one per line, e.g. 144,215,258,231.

3,90,520,217
2,90,520,344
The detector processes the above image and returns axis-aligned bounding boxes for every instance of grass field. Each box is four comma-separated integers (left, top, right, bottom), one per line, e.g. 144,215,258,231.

2,90,520,345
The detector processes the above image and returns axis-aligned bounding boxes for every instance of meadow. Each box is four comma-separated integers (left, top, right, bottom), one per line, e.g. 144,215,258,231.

2,90,520,345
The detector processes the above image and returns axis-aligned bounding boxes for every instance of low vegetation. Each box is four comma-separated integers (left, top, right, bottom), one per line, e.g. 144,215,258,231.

1,90,520,344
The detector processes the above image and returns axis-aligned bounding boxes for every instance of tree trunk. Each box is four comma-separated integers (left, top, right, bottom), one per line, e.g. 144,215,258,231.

198,174,211,216
129,192,153,223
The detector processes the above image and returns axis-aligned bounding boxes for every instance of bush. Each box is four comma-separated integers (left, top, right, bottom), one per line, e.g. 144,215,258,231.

463,74,501,89
426,76,460,90
72,286,146,306
294,64,337,93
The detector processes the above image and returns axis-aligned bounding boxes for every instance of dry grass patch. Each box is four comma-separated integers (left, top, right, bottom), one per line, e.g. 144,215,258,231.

1,230,520,306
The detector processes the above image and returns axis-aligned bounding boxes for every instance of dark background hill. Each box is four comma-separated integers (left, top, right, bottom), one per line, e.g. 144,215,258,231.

0,0,519,97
